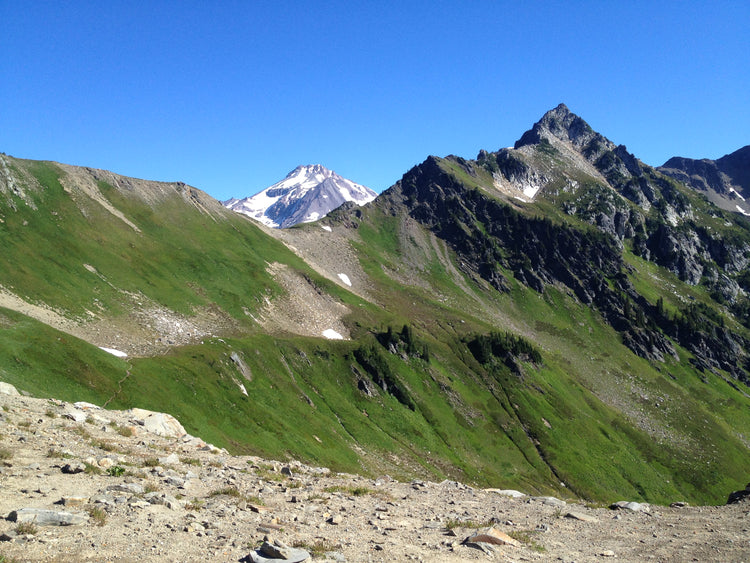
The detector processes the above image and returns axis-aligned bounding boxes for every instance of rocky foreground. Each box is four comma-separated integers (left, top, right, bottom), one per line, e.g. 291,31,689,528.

0,383,748,562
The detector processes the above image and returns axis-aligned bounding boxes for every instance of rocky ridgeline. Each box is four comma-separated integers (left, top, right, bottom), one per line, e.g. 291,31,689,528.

0,382,748,562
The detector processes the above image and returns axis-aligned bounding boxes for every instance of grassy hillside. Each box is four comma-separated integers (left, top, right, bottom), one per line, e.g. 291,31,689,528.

0,154,749,506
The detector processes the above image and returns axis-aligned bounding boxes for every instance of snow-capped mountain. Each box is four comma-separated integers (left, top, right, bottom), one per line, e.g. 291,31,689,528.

224,165,377,228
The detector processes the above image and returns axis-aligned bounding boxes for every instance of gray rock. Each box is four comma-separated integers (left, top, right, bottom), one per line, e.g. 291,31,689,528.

485,488,526,498
63,410,87,423
248,539,310,562
106,482,144,495
0,382,20,396
532,496,567,507
128,408,186,438
159,453,180,465
610,501,650,512
565,511,598,523
8,507,88,526
727,484,750,504
61,462,86,474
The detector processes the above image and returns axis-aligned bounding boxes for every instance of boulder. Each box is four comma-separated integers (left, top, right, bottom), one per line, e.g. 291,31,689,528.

8,507,88,526
0,382,20,396
610,501,650,512
129,408,186,438
465,526,521,547
247,539,310,562
727,484,750,504
485,488,526,498
62,462,86,474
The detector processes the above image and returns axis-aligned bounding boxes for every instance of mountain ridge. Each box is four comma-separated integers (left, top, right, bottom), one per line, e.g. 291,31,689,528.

658,145,750,216
0,104,749,506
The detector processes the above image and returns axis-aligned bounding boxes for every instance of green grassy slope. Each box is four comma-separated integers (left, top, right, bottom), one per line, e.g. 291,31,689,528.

0,155,748,506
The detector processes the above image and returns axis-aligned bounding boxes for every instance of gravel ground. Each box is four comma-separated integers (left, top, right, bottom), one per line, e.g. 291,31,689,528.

1,387,749,562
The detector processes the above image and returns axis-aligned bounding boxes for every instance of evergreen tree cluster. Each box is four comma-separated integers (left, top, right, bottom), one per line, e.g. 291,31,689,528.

353,345,416,410
377,324,430,362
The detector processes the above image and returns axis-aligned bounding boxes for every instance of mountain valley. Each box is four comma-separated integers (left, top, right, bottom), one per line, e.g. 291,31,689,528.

0,104,749,519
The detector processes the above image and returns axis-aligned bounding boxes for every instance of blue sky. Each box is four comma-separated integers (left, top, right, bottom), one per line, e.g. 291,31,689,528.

2,1,748,200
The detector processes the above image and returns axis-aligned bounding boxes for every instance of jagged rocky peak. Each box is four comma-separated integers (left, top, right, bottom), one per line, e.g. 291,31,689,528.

225,164,377,229
514,103,614,154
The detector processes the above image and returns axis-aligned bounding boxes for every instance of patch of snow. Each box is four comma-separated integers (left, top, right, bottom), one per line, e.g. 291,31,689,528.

729,187,745,201
736,205,750,216
522,184,541,199
238,383,248,396
321,225,332,232
338,273,352,286
322,329,344,340
513,196,528,202
99,347,128,358
305,212,320,222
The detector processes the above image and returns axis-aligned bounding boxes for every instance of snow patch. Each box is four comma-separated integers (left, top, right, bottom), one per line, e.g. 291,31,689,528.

238,382,248,396
99,347,128,358
522,184,541,199
338,273,352,286
322,329,344,340
729,187,746,201
736,205,750,216
321,225,332,232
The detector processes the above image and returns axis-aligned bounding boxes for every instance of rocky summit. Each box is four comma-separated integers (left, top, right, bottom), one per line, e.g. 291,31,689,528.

1,383,749,562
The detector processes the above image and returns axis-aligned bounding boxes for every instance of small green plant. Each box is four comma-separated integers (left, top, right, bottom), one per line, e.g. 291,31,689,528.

14,522,38,535
17,420,31,428
72,426,91,439
144,482,160,494
142,457,160,467
87,506,107,526
45,447,73,459
209,486,242,498
0,447,12,461
83,462,102,475
507,530,546,552
291,539,339,557
186,498,204,511
109,422,134,437
323,485,374,497
444,518,495,530
180,457,201,466
45,408,57,418
94,440,117,453
106,465,125,477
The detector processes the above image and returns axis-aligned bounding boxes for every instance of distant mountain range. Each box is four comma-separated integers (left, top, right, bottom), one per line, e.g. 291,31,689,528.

224,164,377,228
658,146,750,216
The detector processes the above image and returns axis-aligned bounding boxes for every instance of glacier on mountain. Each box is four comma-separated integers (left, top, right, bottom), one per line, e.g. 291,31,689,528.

224,164,376,228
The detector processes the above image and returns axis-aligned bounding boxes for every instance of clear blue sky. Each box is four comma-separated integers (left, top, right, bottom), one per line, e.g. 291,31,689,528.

2,1,748,201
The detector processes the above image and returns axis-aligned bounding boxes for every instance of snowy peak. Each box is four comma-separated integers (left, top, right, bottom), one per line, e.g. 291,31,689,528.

225,165,377,228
